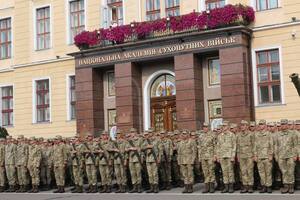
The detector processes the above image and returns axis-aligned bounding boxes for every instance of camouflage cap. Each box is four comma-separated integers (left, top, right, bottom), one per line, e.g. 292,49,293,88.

203,122,209,127
30,136,36,141
221,121,229,126
267,122,275,127
160,130,166,134
7,136,12,139
280,119,288,125
17,135,24,140
295,120,300,125
143,131,149,136
130,128,137,133
240,120,248,125
288,120,294,125
55,135,62,140
230,123,237,129
148,128,154,133
258,119,266,125
276,122,281,127
116,129,122,134
173,130,179,135
249,121,256,127
190,131,196,136
0,138,5,141
182,130,188,134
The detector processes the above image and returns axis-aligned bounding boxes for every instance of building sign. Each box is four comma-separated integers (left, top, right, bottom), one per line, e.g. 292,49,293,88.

77,36,237,68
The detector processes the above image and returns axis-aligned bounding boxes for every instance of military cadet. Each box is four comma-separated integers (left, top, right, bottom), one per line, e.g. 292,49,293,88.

254,119,273,193
198,122,216,193
216,121,236,193
27,137,42,193
0,138,5,192
15,135,28,193
142,131,160,193
178,130,197,193
159,131,173,190
53,135,68,193
236,120,254,193
97,131,113,193
275,119,298,194
295,120,300,190
71,137,85,193
125,128,143,193
40,139,53,190
5,136,17,192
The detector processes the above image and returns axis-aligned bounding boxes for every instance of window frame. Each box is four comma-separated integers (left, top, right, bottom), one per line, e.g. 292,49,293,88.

199,0,227,11
252,46,284,107
205,0,226,10
0,17,12,60
34,5,52,51
66,74,76,121
255,0,279,11
165,0,180,17
207,57,221,87
0,84,14,127
32,77,51,124
107,0,123,26
146,0,161,21
107,108,116,131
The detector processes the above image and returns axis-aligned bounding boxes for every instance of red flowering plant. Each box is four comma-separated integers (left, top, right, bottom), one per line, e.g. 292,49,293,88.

74,30,99,50
170,12,199,32
237,4,255,25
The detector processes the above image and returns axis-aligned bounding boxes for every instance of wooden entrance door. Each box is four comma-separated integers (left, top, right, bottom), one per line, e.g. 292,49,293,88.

151,96,177,132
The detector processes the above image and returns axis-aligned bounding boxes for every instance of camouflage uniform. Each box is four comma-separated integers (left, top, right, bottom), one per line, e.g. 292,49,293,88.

83,139,97,193
171,131,181,187
71,141,85,193
40,143,53,189
5,138,17,192
97,138,112,193
15,136,28,192
0,139,5,192
159,134,173,190
27,140,42,193
295,120,300,189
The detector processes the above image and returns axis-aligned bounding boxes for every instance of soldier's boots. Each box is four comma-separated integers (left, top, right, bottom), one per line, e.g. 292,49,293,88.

248,185,254,193
202,183,209,193
33,185,39,193
228,183,234,193
90,185,97,193
240,185,248,193
99,185,106,193
120,185,126,193
182,185,189,193
137,184,142,193
221,184,229,193
6,185,14,192
288,184,294,194
71,185,77,192
267,186,272,193
259,186,267,193
77,186,83,193
115,184,122,193
53,186,65,193
209,183,215,193
16,185,23,193
281,184,289,194
166,182,171,190
105,185,112,193
153,184,159,193
146,184,154,193
129,184,137,193
0,186,4,193
188,184,193,193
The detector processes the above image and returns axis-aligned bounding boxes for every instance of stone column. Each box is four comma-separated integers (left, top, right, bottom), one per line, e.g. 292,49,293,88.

174,53,204,130
75,67,104,137
219,45,254,123
115,62,143,132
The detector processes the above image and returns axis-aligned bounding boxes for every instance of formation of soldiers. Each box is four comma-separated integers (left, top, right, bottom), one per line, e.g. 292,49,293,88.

0,118,300,194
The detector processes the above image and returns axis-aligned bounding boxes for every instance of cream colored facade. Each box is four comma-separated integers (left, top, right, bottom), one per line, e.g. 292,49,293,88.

0,0,300,137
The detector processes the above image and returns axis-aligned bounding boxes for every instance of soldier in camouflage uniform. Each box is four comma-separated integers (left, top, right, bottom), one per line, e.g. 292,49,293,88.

5,136,17,192
15,135,28,193
216,121,236,193
198,122,216,193
178,130,197,193
112,130,128,193
236,120,255,193
171,130,181,187
142,131,160,193
53,135,68,193
254,120,273,193
275,119,298,194
40,139,53,190
295,120,300,190
159,131,173,190
125,128,143,193
0,138,5,192
27,137,42,193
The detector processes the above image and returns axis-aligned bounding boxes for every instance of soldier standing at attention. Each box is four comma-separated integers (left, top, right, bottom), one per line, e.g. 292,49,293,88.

27,137,42,193
295,120,300,190
53,135,68,193
126,128,143,193
5,136,17,192
198,122,216,193
236,120,255,193
275,119,298,194
254,120,273,193
160,131,173,190
216,121,236,193
0,138,5,192
15,135,28,193
40,139,53,191
71,137,85,193
178,130,197,193
171,130,181,187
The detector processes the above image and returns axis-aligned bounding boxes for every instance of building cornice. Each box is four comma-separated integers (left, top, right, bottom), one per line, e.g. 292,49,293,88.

252,20,300,32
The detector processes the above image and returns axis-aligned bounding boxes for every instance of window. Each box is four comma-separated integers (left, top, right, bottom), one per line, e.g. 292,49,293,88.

36,7,50,50
70,0,85,42
69,76,76,120
107,72,115,96
165,0,180,17
151,74,176,97
36,79,50,122
107,0,123,26
256,0,278,11
0,18,11,59
256,49,281,104
208,58,220,86
205,0,225,10
146,0,160,21
108,109,116,130
1,86,13,126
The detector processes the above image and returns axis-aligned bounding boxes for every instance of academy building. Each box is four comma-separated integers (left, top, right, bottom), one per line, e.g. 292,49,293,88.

0,0,299,137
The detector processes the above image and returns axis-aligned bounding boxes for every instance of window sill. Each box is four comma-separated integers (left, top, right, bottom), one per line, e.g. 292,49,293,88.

35,47,52,52
66,119,76,122
256,7,282,12
2,125,14,128
0,57,12,61
255,103,286,108
32,121,52,125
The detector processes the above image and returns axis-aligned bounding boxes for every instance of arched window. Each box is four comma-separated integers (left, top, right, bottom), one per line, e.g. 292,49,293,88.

150,74,176,97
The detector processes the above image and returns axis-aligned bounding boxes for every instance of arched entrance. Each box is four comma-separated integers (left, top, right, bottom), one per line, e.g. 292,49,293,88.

150,74,177,131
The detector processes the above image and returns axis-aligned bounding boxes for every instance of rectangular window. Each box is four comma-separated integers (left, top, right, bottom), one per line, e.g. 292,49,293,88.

70,0,85,42
69,76,76,120
107,72,115,96
1,86,13,126
146,0,160,21
208,58,221,86
36,79,50,122
165,0,180,17
107,0,123,26
108,109,116,131
256,49,281,104
36,7,50,50
256,0,278,11
0,18,12,59
205,0,225,10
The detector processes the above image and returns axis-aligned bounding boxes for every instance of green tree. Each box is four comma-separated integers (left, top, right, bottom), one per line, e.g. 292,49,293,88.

0,127,8,138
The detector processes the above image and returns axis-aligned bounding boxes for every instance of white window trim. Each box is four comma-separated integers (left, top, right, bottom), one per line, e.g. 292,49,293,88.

106,70,115,98
66,73,75,121
251,45,285,107
66,0,87,45
33,4,53,51
0,16,14,59
0,84,14,127
206,56,221,89
250,0,281,12
102,0,125,28
32,77,52,123
199,0,228,12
